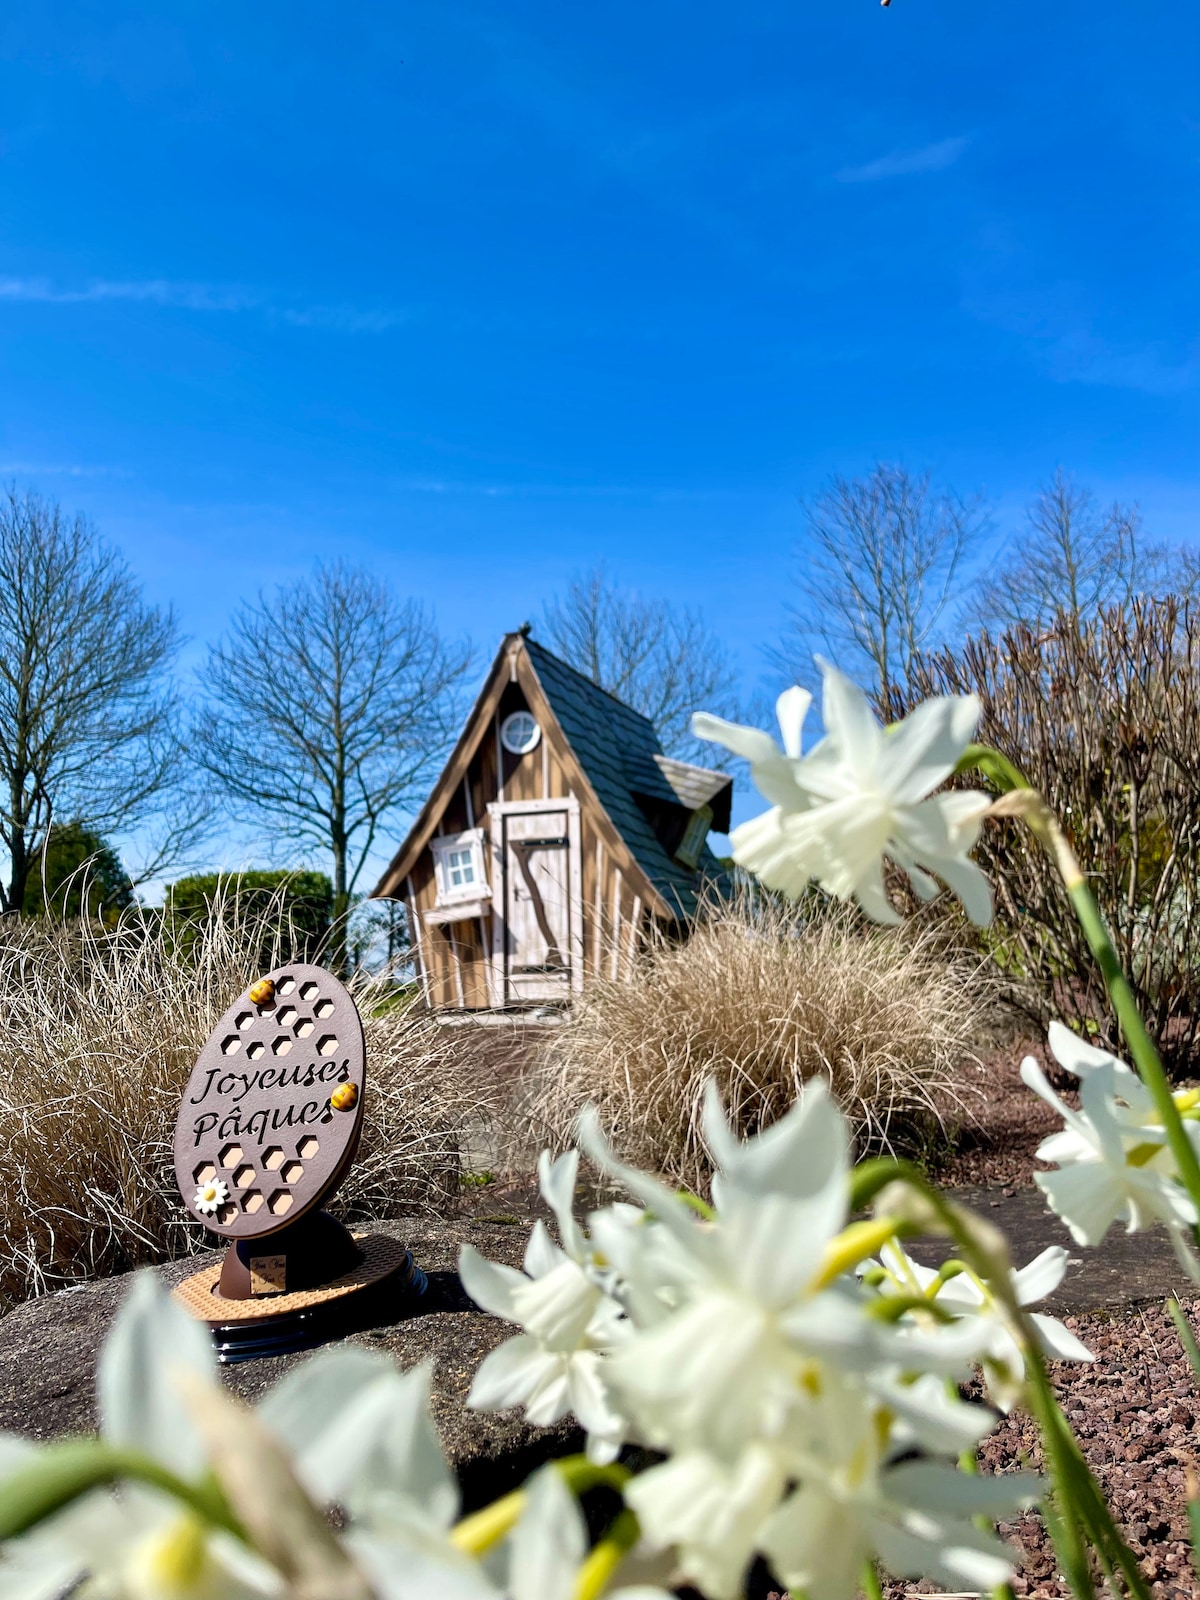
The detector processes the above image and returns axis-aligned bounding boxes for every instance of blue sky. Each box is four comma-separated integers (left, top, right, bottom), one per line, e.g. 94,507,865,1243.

1,1,1197,889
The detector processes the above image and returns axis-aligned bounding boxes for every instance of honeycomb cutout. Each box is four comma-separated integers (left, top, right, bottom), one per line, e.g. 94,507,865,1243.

175,964,364,1238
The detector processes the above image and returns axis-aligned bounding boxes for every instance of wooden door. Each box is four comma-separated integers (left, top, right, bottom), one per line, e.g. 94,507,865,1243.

491,802,580,1004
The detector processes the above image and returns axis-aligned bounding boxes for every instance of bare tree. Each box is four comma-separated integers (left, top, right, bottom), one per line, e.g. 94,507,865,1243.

775,465,987,709
969,469,1171,632
197,563,471,965
0,488,191,914
541,566,745,763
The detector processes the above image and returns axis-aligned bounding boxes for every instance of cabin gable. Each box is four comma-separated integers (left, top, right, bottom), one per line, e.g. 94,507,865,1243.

373,632,732,1010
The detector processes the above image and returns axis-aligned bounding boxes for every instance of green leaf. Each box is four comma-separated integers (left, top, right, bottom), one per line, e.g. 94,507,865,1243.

1168,1297,1200,1388
0,1440,235,1541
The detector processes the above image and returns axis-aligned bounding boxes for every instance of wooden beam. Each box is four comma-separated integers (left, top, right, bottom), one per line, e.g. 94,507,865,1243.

626,893,642,979
447,923,466,1007
512,649,672,920
372,636,518,897
568,799,584,995
406,876,431,1007
610,868,623,981
594,838,604,976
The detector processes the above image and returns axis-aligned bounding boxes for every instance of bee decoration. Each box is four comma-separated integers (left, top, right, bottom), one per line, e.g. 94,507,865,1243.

330,1082,359,1113
248,977,275,1007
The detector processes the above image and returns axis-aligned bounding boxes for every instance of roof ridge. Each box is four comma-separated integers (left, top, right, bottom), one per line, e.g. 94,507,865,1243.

654,751,731,782
522,636,659,733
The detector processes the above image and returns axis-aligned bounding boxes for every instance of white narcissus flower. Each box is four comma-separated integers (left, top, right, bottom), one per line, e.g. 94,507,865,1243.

502,1465,672,1600
693,662,992,925
875,1239,1093,1410
758,1374,1037,1600
1021,1023,1200,1275
192,1179,228,1216
459,1149,630,1463
0,1273,285,1600
582,1081,883,1463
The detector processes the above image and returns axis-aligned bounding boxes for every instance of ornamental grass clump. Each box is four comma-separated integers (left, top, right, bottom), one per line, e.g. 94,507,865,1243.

0,884,493,1309
523,890,998,1190
11,655,1200,1600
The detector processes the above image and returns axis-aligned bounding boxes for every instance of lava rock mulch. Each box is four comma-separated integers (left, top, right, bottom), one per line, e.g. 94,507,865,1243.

978,1294,1200,1600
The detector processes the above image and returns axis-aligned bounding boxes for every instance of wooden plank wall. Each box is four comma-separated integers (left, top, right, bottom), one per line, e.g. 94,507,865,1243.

404,681,653,1008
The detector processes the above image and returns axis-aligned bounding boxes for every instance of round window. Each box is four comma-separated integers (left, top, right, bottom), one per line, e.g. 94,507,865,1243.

500,710,541,755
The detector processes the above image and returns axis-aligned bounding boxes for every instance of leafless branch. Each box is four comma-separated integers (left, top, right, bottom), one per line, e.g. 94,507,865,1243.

541,564,745,762
773,465,987,709
196,562,471,964
0,487,194,914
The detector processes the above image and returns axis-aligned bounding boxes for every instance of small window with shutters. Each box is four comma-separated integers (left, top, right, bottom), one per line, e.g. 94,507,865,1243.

432,829,488,906
674,804,713,868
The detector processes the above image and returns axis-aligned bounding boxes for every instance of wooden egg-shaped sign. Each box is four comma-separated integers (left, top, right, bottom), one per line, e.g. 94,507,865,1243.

173,964,365,1240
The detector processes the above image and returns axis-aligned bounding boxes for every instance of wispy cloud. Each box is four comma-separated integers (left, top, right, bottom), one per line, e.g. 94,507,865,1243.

836,135,971,184
0,276,408,333
964,281,1200,396
0,460,131,479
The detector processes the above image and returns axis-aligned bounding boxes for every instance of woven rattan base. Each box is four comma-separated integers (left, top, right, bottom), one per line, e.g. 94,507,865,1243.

172,1233,427,1363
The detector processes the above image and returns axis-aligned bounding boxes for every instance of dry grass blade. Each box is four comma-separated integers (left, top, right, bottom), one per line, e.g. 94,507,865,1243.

0,884,496,1311
518,890,999,1191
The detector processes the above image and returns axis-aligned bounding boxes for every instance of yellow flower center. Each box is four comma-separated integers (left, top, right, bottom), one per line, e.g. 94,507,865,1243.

202,1185,218,1202
128,1514,212,1599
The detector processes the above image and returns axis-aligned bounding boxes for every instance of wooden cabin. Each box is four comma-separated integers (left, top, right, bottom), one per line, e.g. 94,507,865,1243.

372,629,733,1010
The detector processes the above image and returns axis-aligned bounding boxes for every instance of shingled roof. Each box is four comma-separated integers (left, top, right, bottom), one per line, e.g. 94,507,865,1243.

523,640,731,918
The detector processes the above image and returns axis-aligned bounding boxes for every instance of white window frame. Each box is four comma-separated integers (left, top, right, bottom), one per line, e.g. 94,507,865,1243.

500,710,541,755
674,804,714,868
432,828,490,907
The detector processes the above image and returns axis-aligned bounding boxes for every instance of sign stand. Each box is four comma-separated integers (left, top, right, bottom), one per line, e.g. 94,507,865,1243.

171,962,426,1361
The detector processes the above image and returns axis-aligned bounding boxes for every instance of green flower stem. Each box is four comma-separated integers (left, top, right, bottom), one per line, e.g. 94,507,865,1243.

1065,874,1200,1221
0,1440,241,1543
573,1508,640,1600
854,1157,1160,1600
860,1559,884,1600
956,743,1030,797
957,743,1200,1224
451,1456,633,1557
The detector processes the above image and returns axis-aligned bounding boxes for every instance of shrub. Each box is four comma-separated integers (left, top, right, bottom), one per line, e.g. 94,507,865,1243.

0,885,493,1309
903,597,1200,1073
163,869,334,967
518,891,998,1192
21,820,134,921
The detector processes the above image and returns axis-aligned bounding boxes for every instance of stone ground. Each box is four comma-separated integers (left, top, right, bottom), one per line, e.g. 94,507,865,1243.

0,1214,581,1508
4,1031,1200,1594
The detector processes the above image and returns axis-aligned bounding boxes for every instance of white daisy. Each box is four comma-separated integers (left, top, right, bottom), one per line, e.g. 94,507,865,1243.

193,1179,229,1217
